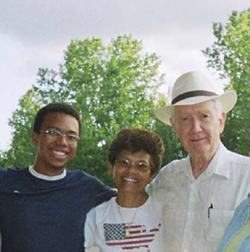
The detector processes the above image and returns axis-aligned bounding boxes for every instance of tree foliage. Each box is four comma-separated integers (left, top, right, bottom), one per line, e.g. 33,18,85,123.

203,9,250,155
0,35,183,186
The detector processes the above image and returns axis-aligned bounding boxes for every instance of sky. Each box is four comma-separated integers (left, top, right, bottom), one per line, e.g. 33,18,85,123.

0,0,250,151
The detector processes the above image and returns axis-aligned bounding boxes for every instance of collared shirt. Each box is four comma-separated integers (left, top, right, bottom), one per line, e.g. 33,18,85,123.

147,143,250,252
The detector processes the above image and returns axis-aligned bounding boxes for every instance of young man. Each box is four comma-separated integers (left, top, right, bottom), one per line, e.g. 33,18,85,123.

147,71,250,252
0,102,116,252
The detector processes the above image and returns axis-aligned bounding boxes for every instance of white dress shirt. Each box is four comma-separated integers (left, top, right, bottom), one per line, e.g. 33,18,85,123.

147,143,250,252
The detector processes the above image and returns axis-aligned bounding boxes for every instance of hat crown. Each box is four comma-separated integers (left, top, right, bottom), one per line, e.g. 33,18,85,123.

171,71,218,102
154,71,237,125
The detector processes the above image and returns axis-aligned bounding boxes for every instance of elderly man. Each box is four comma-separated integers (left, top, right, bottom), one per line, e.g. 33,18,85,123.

147,71,250,252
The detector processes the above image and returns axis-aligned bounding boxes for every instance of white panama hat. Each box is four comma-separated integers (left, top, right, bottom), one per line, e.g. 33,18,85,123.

154,71,237,125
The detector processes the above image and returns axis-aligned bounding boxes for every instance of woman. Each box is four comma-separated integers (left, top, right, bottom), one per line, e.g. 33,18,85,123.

84,128,165,252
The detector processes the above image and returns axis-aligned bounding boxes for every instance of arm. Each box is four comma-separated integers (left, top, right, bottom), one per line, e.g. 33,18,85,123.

90,176,117,207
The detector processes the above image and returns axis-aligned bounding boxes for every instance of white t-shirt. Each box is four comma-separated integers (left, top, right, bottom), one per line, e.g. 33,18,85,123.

84,196,165,252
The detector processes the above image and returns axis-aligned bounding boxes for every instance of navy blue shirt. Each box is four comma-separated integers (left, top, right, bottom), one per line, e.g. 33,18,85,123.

0,167,116,252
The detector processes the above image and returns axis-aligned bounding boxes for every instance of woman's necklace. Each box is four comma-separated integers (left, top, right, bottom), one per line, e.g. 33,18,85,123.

117,205,138,237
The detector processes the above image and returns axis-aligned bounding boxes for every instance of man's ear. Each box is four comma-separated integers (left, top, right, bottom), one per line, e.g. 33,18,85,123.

31,132,38,146
219,112,227,134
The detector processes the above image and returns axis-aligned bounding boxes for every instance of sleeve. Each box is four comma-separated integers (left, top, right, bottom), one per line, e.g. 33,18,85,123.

91,177,117,207
84,209,96,248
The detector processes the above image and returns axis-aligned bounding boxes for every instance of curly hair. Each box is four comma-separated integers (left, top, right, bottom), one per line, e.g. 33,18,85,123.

108,128,165,175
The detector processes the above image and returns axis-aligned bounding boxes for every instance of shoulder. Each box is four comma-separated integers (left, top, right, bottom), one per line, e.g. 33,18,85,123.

223,149,250,179
226,149,249,166
86,197,114,222
67,169,116,201
0,167,29,191
0,167,27,178
66,169,109,189
88,198,114,214
218,143,248,166
157,157,189,177
0,166,8,177
66,170,104,185
147,196,164,209
0,167,8,184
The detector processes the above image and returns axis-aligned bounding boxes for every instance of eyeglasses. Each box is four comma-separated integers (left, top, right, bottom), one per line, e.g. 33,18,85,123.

115,157,151,173
39,129,80,143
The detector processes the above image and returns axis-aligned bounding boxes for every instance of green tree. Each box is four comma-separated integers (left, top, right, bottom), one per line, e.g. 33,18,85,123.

0,35,182,185
203,8,250,155
0,89,41,167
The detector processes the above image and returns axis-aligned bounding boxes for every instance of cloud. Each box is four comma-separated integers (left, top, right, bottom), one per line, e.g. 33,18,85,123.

0,0,249,150
0,0,248,44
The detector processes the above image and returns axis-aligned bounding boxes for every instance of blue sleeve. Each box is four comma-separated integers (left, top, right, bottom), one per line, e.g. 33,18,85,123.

215,198,249,252
90,177,117,207
0,167,8,183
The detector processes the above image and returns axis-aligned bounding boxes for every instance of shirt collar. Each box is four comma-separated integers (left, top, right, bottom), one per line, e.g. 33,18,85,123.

205,142,230,179
172,142,230,179
29,166,67,181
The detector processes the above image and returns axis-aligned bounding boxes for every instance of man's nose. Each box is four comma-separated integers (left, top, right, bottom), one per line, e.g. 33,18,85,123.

192,119,202,132
56,134,68,145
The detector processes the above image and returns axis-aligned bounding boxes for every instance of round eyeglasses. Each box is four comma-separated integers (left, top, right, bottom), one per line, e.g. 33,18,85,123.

115,157,151,173
39,129,80,144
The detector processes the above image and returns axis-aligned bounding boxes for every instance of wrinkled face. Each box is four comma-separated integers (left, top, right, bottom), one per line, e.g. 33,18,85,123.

32,112,79,175
170,100,226,160
109,150,155,195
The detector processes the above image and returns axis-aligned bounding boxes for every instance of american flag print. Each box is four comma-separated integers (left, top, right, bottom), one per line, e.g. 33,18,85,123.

104,222,161,251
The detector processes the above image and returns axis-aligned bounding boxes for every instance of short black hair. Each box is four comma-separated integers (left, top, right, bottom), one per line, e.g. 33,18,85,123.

108,128,165,175
33,102,81,135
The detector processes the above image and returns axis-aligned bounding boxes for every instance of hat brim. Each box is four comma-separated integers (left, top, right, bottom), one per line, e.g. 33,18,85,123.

154,91,237,125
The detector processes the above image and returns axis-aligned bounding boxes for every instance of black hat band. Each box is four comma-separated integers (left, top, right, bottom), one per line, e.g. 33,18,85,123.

171,90,217,105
